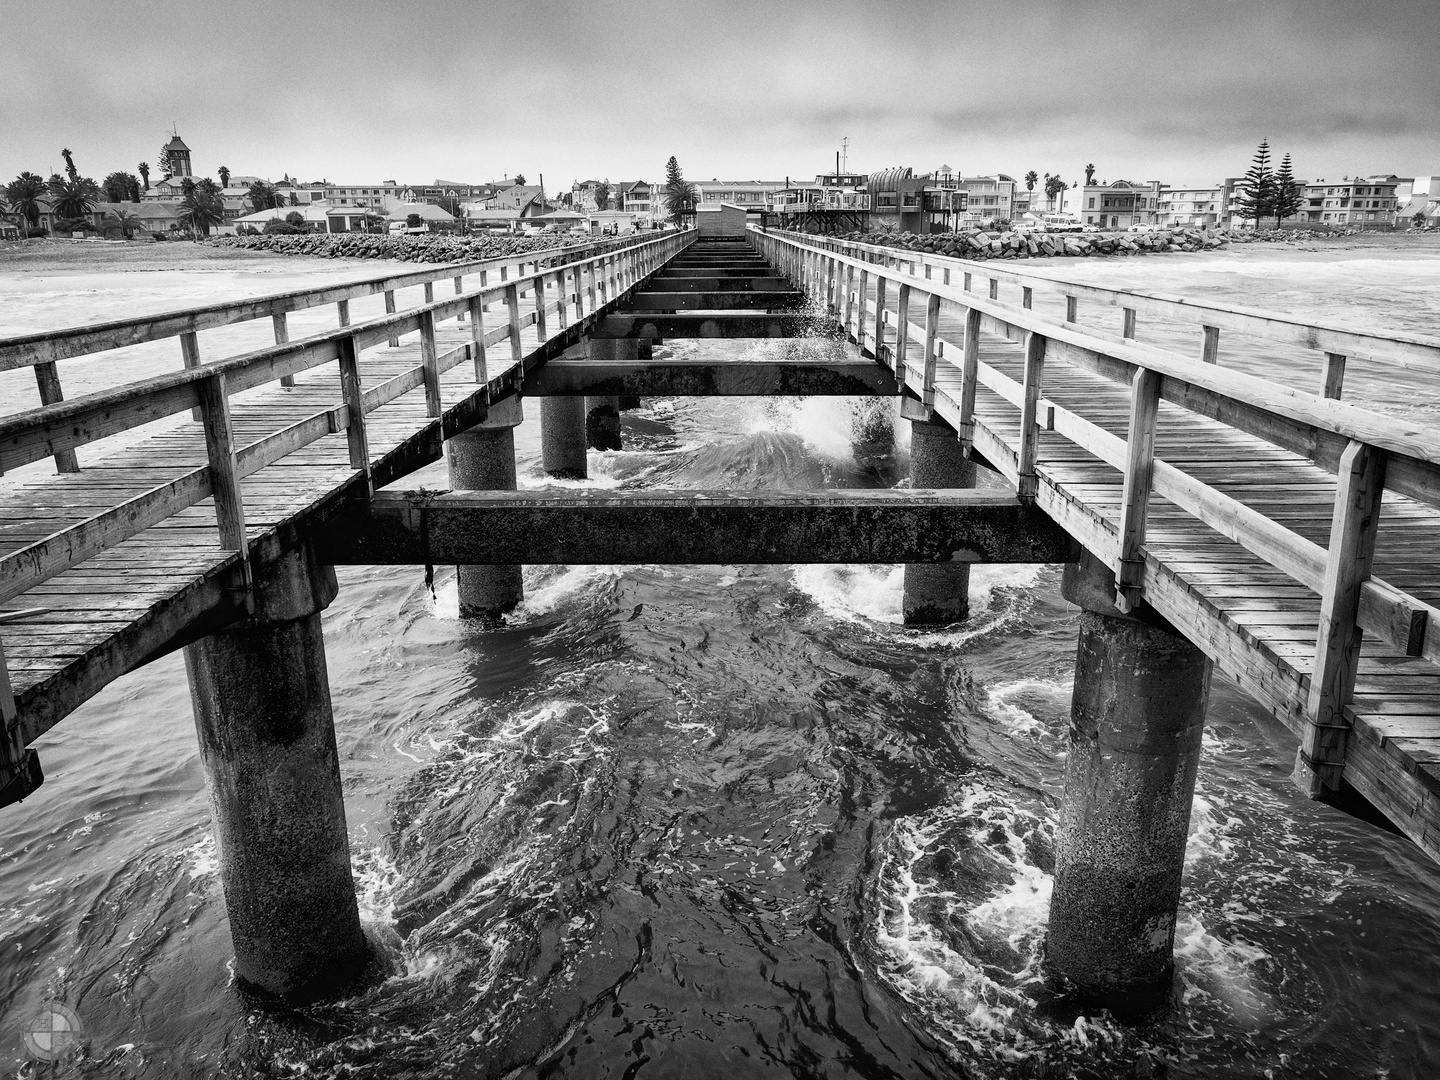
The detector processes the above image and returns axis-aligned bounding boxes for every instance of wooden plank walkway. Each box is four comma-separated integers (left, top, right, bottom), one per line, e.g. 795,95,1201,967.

757,228,1440,859
0,231,691,749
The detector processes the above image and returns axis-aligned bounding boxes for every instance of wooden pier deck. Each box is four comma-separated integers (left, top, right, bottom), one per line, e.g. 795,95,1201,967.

756,228,1440,858
0,231,690,754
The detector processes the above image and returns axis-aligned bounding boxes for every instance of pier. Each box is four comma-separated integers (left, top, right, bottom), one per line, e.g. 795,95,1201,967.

4,221,1440,1012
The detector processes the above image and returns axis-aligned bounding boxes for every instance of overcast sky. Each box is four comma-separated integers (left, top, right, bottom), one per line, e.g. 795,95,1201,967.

5,0,1436,193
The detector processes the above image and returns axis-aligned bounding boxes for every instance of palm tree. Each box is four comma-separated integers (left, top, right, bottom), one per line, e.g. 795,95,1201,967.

1085,163,1096,185
179,191,225,239
247,180,279,212
48,174,99,220
105,208,142,239
138,162,150,191
218,165,231,188
1024,170,1037,192
5,172,47,229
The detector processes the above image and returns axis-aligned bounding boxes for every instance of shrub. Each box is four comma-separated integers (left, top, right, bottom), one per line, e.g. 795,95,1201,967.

285,211,305,227
25,227,48,238
263,220,302,235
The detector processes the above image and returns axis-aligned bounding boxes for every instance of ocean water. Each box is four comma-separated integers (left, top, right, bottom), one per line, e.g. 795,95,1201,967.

3,241,1440,1079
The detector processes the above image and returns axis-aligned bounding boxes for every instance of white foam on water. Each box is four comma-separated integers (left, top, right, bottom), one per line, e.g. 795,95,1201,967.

182,836,217,882
789,561,1044,647
1173,911,1273,1026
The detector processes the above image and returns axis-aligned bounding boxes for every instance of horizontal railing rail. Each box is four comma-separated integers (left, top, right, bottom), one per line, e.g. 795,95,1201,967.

754,226,1440,799
770,228,1440,383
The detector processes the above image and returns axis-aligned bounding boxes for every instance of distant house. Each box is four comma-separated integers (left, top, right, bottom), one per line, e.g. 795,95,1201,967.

1064,179,1163,229
463,185,549,229
695,203,747,237
385,202,457,231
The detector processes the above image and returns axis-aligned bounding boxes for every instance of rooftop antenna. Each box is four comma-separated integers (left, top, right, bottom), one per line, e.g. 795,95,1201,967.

841,137,849,173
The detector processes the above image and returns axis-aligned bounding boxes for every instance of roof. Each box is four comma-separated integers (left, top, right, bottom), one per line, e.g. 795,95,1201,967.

868,167,914,193
164,134,190,152
385,202,456,222
233,204,331,224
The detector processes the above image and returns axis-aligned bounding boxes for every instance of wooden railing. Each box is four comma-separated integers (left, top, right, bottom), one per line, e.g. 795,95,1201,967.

775,229,1440,393
0,231,661,473
752,226,1440,795
0,230,694,624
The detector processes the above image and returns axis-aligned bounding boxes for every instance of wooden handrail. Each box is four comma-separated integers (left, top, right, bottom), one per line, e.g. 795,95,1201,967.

769,228,1440,371
0,230,693,607
755,227,1440,693
0,231,656,371
0,231,690,474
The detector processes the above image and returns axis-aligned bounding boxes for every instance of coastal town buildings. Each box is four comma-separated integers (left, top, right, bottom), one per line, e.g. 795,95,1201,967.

1398,176,1440,226
864,167,967,234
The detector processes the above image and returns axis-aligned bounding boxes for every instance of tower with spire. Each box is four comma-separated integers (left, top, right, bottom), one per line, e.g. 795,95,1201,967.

162,126,192,179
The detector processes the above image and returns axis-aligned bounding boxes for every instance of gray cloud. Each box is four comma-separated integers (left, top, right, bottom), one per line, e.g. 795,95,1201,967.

4,0,1436,191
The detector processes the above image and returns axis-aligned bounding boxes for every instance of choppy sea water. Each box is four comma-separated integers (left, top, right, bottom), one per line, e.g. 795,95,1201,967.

3,242,1440,1079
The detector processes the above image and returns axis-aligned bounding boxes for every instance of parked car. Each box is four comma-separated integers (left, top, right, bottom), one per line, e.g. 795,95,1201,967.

1127,223,1158,233
1081,223,1102,233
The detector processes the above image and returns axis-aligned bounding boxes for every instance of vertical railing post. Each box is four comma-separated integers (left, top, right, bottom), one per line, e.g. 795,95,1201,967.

1321,352,1348,399
336,335,371,496
1017,331,1046,500
988,277,999,302
385,290,399,347
273,312,295,387
872,274,888,362
533,274,548,340
963,272,972,293
958,308,981,457
587,256,598,312
921,290,941,407
467,294,488,384
196,372,251,593
479,269,489,311
30,362,81,473
1201,324,1220,365
856,268,869,352
337,299,350,327
179,330,204,423
505,283,523,366
1114,366,1162,613
423,281,434,305
418,309,442,419
555,267,569,329
1122,306,1138,340
1297,439,1387,796
1065,295,1078,323
842,262,856,340
454,275,465,322
894,282,912,386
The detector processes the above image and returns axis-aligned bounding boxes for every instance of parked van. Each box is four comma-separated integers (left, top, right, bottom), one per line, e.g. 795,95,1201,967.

1042,214,1083,233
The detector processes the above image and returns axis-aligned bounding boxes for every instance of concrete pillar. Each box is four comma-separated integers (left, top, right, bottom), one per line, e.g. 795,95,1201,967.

903,411,975,625
1047,550,1211,1015
541,396,588,479
184,545,370,1002
585,395,622,450
448,396,524,618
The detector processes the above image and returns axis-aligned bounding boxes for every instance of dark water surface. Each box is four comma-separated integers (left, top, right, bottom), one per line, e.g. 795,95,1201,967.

4,243,1440,1078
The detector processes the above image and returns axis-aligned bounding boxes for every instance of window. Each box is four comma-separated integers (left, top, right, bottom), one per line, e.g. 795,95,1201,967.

1088,198,1095,208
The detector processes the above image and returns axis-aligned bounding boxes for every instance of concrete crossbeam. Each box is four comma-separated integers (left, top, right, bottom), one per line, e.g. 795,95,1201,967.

647,277,793,292
522,359,899,397
626,291,804,311
592,313,809,339
316,490,1077,566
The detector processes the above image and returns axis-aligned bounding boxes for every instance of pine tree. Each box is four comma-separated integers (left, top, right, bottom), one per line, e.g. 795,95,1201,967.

1237,139,1276,228
1272,153,1303,226
158,143,174,179
663,156,697,221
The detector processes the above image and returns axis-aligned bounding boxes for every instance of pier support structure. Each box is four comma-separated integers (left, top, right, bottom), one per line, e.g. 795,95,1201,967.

447,396,524,617
585,339,632,450
1047,550,1211,1013
541,396,588,479
184,545,369,1002
903,409,975,625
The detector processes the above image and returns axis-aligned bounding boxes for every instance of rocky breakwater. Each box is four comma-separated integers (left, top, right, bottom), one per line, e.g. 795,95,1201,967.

821,226,1227,262
209,232,603,264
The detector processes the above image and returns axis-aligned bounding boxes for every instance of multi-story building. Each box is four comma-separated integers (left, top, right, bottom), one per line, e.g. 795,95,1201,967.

956,173,1017,225
1065,179,1163,229
1398,176,1440,226
1298,177,1399,227
1156,183,1230,228
865,167,966,234
693,179,787,211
